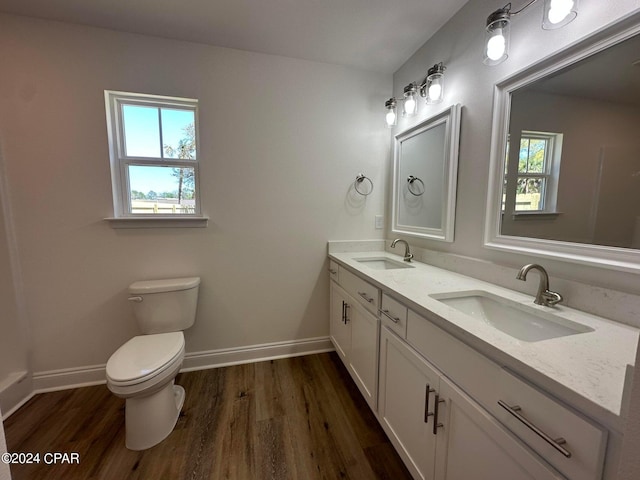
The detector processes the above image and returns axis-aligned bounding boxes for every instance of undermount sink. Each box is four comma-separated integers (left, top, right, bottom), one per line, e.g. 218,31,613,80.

430,290,594,342
355,257,414,270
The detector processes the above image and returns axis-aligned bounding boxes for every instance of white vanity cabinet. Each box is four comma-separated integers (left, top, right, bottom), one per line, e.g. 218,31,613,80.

329,264,380,411
328,256,609,480
379,326,563,480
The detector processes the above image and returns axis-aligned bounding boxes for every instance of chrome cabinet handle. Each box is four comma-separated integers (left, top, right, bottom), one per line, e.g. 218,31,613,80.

358,292,374,303
433,394,445,435
498,400,572,458
329,268,337,275
341,301,346,323
424,384,435,423
128,296,143,303
379,309,400,324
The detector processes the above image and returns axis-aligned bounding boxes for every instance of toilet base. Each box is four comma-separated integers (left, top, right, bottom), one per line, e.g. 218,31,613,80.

125,380,185,450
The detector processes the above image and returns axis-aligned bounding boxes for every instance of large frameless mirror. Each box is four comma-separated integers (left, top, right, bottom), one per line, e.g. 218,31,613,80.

392,104,461,242
485,13,640,272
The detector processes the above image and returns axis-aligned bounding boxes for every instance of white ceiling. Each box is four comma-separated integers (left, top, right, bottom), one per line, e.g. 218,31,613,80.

0,0,468,73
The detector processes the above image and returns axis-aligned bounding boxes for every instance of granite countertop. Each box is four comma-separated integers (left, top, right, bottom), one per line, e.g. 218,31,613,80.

329,249,639,428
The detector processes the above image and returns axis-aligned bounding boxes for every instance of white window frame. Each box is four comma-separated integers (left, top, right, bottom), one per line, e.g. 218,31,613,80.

503,130,562,215
104,91,206,226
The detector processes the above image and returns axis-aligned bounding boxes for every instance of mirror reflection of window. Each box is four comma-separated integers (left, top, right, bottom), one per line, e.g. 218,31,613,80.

503,131,563,215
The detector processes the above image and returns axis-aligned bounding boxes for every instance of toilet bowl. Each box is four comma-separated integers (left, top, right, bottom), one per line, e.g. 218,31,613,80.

106,277,200,450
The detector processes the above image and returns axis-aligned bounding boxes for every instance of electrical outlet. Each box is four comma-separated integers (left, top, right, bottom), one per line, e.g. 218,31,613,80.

375,215,384,229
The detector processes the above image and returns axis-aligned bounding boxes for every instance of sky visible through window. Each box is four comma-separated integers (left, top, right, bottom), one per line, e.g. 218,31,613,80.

123,105,195,194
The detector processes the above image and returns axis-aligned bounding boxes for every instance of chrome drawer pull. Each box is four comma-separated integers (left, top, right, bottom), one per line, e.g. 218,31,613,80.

328,268,337,275
433,394,445,435
498,400,572,458
358,291,374,303
424,384,435,423
379,309,400,324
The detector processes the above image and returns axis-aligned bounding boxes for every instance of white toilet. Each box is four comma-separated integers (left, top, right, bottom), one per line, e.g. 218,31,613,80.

106,276,200,450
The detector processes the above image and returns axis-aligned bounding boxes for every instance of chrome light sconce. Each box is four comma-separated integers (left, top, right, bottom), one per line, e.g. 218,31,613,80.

484,7,511,66
402,83,419,117
425,63,446,104
385,98,397,128
484,0,578,66
384,61,447,125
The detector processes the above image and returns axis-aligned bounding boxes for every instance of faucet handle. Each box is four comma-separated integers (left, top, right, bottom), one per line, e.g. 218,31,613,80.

542,290,563,306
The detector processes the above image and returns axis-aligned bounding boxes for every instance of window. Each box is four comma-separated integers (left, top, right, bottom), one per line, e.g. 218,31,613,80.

503,131,563,215
104,91,201,219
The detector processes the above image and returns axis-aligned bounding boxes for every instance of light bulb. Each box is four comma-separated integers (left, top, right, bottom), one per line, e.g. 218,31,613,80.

385,110,396,127
428,83,442,102
547,0,573,24
404,97,416,114
543,0,577,29
487,31,506,61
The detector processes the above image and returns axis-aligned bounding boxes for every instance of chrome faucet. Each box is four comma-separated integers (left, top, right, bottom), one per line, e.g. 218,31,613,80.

390,238,413,262
516,264,563,307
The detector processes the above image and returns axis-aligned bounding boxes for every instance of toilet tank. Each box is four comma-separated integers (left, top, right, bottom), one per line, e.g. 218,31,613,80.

128,277,200,334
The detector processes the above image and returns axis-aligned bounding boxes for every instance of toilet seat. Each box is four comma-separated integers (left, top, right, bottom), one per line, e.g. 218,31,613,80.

106,332,185,388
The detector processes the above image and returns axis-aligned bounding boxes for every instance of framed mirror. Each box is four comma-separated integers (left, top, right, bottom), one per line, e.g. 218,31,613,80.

392,104,461,242
485,13,640,272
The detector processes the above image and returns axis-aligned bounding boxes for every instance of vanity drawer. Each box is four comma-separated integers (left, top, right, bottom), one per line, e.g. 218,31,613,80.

492,369,607,480
328,260,339,282
380,293,407,338
340,268,379,314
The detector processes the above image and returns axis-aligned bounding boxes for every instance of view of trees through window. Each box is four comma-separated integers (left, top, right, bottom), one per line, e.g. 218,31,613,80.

121,103,198,214
515,136,549,211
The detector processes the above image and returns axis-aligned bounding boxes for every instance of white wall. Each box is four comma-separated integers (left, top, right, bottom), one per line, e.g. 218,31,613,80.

0,14,390,376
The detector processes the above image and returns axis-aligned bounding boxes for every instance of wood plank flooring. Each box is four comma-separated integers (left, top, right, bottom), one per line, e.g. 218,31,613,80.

4,353,412,480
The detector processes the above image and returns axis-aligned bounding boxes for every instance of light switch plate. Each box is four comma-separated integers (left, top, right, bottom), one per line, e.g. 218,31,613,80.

375,215,384,229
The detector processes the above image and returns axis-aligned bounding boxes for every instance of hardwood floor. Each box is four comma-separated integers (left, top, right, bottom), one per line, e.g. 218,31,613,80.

4,353,412,480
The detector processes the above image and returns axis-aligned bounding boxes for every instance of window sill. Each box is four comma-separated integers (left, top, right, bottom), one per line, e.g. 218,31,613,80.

104,216,209,229
510,211,562,221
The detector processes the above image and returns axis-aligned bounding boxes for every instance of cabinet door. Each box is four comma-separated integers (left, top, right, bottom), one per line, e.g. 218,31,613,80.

348,299,380,411
434,376,564,480
378,327,441,480
329,281,351,362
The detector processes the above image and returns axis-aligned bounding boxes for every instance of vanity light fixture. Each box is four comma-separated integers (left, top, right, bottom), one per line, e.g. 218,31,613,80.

383,61,447,124
484,6,511,66
402,83,419,117
385,98,398,127
484,0,578,66
425,63,446,104
542,0,578,29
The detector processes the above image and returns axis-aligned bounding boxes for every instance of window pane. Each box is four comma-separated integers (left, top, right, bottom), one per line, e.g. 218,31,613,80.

128,165,196,214
515,177,545,211
122,105,161,157
527,139,546,173
518,138,530,173
161,109,196,160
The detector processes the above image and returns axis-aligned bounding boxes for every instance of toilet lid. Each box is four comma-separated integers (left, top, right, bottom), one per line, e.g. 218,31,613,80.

106,332,184,384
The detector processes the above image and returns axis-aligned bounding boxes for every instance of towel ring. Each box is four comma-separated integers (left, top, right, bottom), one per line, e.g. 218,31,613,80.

407,175,425,196
355,173,374,196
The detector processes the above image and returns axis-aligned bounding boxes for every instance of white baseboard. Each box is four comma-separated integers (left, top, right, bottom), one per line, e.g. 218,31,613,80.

14,336,334,416
180,336,334,372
